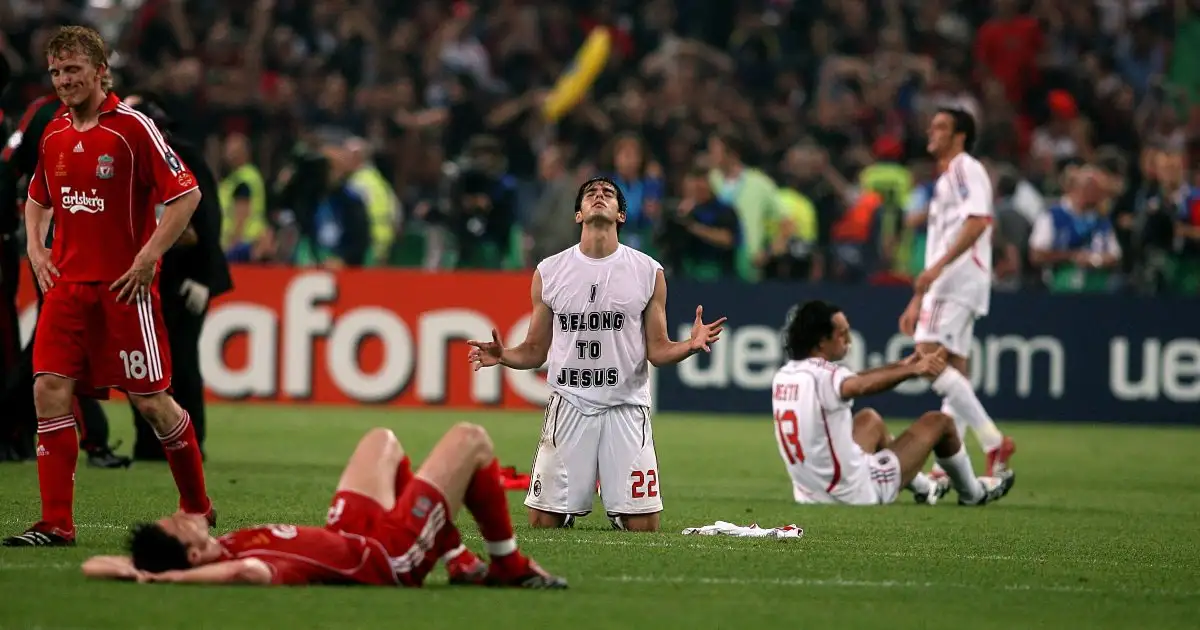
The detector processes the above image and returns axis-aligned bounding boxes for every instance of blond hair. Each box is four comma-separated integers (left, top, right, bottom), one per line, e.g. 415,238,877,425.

44,25,112,91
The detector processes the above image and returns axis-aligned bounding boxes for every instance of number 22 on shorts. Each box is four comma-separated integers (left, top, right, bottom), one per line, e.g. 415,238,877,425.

630,469,658,499
119,349,148,380
775,409,805,464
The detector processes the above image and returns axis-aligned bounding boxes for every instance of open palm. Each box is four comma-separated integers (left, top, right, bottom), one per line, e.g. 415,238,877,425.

688,305,727,353
466,328,505,371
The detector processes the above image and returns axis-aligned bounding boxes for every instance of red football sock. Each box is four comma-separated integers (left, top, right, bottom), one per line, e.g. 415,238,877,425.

36,414,79,536
394,455,413,500
437,523,465,560
156,411,211,515
464,459,519,559
71,398,85,447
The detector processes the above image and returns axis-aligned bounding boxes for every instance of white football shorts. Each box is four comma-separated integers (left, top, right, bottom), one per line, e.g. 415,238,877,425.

524,392,663,517
790,447,902,506
914,295,977,358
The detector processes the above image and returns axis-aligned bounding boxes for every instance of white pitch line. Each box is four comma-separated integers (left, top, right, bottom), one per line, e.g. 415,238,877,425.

0,564,1193,598
0,524,1155,569
507,535,1142,568
595,575,1200,598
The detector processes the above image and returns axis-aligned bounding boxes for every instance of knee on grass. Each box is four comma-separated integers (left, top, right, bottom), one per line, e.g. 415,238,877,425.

609,512,660,532
528,509,573,529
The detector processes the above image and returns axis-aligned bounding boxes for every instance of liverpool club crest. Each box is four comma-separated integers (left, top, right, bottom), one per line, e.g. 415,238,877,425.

96,154,114,179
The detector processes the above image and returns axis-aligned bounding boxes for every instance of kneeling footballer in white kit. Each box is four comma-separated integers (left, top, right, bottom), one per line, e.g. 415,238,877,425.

772,300,1014,506
467,177,726,531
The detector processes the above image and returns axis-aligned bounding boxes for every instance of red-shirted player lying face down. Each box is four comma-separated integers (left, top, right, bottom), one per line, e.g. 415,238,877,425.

80,424,567,589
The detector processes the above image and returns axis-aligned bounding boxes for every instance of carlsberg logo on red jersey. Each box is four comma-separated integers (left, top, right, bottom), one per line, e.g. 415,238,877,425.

60,187,105,214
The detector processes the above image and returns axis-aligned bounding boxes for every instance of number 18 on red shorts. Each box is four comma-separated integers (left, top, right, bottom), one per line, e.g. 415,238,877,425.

33,283,172,397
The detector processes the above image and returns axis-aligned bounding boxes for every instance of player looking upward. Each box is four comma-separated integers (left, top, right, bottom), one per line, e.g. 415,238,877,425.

899,108,1016,481
467,176,725,532
774,300,1015,506
4,26,212,547
80,424,567,588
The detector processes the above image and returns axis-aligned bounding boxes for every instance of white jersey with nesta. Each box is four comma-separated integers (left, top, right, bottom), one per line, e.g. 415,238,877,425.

925,152,994,316
771,358,873,504
538,243,662,415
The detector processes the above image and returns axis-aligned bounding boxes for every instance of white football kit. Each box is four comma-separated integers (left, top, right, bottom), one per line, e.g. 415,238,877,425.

525,244,665,517
916,152,994,358
771,359,902,505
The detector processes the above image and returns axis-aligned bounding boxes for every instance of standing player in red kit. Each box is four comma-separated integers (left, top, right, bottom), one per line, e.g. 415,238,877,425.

79,423,567,589
3,26,213,547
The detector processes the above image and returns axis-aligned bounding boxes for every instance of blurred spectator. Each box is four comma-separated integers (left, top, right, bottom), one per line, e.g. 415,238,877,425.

527,143,584,265
991,162,1034,292
973,0,1043,109
1029,166,1123,292
658,166,740,280
706,131,779,281
605,132,664,254
217,132,272,262
1148,146,1200,292
344,137,400,267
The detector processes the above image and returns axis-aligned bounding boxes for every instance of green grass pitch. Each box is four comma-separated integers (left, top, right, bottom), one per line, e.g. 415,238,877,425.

1,403,1198,630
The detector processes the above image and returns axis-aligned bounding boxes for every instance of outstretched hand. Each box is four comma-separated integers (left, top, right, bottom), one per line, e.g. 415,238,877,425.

687,305,727,353
466,328,505,371
908,347,948,378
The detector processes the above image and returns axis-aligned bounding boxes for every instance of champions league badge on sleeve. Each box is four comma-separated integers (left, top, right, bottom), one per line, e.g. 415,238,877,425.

96,154,114,179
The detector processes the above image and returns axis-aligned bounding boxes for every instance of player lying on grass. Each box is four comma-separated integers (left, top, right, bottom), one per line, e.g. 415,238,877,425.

772,300,1015,507
79,423,567,589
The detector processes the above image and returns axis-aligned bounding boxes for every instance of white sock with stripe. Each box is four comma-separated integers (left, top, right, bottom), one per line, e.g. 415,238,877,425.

936,445,983,502
932,368,1004,452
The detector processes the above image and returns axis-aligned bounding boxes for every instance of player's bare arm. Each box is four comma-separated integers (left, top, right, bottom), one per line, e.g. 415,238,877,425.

644,269,726,366
81,555,143,581
468,270,552,371
135,558,274,585
913,215,989,294
839,352,946,400
23,197,59,291
110,188,200,303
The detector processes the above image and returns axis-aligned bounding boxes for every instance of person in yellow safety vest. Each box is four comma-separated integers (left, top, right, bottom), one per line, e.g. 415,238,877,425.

344,138,399,266
218,133,272,262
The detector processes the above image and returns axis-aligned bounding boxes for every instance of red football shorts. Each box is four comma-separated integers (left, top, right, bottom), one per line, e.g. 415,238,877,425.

33,282,173,398
325,480,453,587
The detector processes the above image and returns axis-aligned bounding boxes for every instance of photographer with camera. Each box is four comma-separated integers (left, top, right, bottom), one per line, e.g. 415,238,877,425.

276,132,372,269
657,167,741,280
450,135,516,270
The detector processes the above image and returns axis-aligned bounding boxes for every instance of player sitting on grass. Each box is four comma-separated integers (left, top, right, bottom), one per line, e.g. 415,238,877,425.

79,424,567,589
772,300,1015,507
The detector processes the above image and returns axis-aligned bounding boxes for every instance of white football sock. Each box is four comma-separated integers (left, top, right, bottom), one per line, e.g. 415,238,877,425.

936,445,983,502
932,368,1004,452
930,402,966,478
907,472,933,495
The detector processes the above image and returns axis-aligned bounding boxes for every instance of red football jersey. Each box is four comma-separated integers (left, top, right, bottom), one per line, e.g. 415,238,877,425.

217,525,399,586
26,92,198,283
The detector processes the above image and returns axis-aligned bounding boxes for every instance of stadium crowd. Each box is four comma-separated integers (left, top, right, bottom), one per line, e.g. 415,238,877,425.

3,0,1200,294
